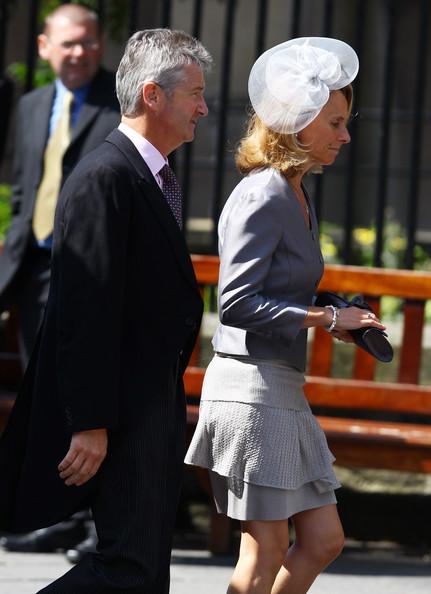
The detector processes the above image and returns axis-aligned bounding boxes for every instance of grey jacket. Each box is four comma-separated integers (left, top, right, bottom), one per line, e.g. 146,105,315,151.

212,167,324,371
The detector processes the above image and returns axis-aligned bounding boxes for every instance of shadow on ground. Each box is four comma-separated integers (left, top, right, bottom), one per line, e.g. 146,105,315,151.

171,545,431,577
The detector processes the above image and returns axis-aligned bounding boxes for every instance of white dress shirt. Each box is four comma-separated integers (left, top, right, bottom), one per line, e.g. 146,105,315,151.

118,122,167,189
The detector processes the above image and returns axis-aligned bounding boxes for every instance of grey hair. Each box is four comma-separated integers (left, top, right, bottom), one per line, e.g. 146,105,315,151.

116,28,213,117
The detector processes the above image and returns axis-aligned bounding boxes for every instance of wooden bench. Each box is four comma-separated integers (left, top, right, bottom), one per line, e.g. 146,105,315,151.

185,255,431,552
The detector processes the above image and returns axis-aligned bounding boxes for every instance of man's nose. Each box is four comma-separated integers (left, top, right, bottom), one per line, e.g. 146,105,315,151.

71,43,85,57
199,97,209,117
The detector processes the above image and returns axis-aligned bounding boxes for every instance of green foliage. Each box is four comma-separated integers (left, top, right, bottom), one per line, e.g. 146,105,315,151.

8,58,55,88
319,227,340,264
414,244,431,272
40,0,62,22
320,219,431,272
0,185,12,240
379,296,403,321
319,219,431,323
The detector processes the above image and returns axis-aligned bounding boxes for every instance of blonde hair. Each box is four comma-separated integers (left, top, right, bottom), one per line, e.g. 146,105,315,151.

236,85,353,177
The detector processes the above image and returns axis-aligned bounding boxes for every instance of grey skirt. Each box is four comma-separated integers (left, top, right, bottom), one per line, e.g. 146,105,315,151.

209,470,337,521
185,354,340,521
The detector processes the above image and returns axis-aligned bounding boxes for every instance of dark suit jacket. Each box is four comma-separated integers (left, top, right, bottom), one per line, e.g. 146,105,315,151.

0,68,120,306
0,74,14,166
0,129,203,531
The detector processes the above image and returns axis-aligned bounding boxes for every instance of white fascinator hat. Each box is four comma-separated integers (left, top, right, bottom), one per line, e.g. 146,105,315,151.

248,37,359,134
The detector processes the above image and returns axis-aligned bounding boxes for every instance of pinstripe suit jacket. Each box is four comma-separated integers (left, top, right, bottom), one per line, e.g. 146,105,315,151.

0,129,203,532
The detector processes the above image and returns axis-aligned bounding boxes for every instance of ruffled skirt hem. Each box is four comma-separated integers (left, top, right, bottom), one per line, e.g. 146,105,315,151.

209,470,339,521
185,399,340,492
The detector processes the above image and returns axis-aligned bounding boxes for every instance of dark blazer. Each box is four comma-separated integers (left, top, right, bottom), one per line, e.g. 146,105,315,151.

0,74,14,166
0,129,203,532
0,68,120,306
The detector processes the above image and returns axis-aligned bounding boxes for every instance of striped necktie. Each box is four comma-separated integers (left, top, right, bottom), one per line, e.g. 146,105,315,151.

159,164,183,230
33,90,74,241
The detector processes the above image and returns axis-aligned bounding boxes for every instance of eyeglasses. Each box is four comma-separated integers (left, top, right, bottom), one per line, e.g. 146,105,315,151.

49,39,101,52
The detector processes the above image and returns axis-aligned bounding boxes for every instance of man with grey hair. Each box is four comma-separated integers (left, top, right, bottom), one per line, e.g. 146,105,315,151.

0,28,212,593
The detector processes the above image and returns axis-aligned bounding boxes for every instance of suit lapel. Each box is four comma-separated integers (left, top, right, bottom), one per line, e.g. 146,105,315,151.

70,101,100,143
70,71,106,143
31,85,54,172
105,129,199,292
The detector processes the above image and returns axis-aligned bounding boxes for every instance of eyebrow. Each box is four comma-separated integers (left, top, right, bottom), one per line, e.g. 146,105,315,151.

329,114,347,121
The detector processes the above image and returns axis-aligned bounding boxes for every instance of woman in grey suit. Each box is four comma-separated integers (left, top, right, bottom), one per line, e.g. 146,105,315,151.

186,37,386,593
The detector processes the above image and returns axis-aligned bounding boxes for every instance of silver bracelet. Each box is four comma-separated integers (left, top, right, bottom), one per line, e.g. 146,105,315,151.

325,305,339,333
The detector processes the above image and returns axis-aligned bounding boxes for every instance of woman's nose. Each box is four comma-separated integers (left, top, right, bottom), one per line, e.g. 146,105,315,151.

340,126,351,144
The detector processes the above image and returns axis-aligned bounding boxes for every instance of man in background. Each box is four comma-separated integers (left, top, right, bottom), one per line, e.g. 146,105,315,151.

0,2,120,367
0,2,119,555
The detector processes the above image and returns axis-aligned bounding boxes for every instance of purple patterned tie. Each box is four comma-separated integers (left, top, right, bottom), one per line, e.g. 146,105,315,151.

159,164,183,229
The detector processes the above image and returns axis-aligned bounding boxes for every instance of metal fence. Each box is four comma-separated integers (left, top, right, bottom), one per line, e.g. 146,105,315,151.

0,0,430,268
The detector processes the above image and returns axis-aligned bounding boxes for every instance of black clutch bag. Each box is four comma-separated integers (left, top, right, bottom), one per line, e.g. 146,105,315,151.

315,291,394,363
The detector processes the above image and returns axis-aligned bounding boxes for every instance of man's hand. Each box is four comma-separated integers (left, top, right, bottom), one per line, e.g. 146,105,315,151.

58,428,108,487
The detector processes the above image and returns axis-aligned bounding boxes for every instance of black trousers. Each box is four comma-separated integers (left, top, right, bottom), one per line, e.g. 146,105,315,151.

38,370,186,594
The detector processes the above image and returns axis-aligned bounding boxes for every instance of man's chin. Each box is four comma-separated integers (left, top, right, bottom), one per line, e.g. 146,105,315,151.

189,126,198,139
62,68,95,89
183,132,195,144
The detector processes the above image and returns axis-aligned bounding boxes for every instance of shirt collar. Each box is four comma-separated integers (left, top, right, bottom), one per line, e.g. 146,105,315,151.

118,122,167,180
55,78,90,102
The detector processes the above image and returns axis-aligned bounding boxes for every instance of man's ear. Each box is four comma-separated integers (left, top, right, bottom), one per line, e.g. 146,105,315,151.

37,34,50,60
142,82,164,112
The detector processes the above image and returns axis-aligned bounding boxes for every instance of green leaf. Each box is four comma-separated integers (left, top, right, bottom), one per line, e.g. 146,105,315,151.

0,185,12,240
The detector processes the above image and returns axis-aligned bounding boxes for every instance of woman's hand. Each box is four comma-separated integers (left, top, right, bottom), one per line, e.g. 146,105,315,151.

329,306,386,343
305,305,386,334
330,328,355,343
334,306,386,332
